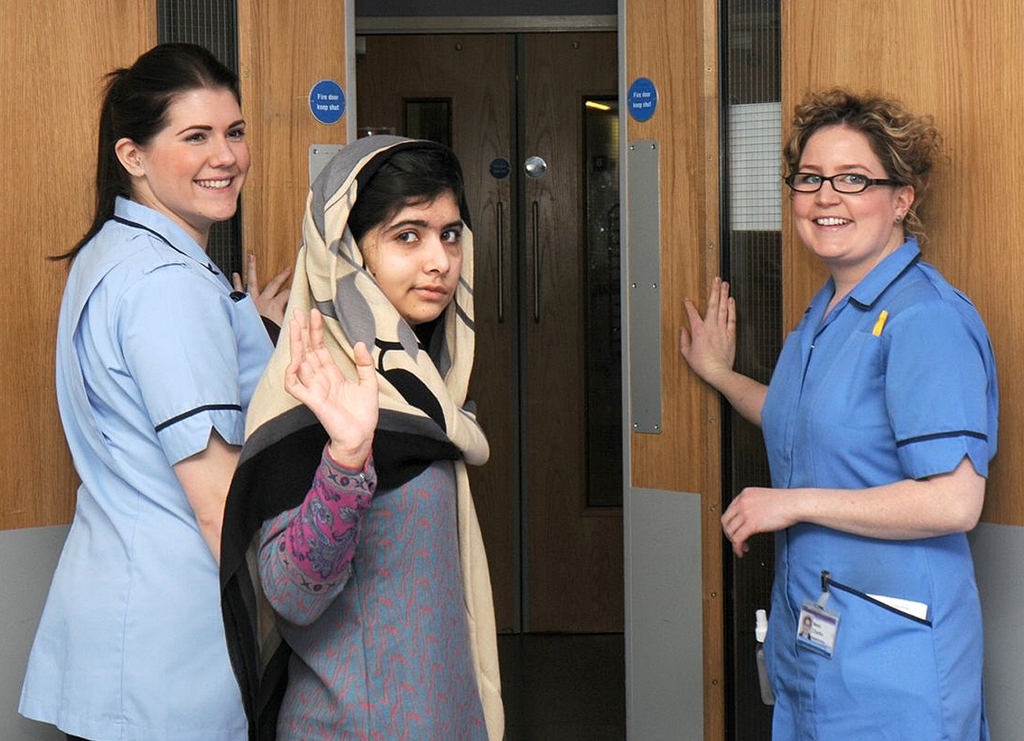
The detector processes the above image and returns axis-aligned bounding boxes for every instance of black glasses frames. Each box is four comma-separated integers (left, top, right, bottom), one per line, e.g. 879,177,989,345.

784,172,904,194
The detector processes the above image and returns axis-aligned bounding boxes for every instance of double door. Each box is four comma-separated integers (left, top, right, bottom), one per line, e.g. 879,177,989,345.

357,32,620,633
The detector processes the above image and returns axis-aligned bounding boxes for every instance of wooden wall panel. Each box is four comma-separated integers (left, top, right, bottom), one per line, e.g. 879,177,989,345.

783,1,1024,526
237,0,350,278
0,1,154,531
625,0,725,736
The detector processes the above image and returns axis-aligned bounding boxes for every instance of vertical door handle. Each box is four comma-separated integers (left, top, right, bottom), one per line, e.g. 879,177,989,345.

495,201,505,323
532,200,541,323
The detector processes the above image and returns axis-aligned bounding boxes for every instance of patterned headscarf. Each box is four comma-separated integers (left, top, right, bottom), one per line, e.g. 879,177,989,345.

221,136,503,740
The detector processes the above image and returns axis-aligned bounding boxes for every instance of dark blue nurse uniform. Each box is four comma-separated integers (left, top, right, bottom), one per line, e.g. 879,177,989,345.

761,239,996,740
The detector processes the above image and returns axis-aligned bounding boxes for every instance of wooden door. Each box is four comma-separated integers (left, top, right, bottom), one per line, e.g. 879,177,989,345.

520,33,622,632
238,0,351,278
356,31,621,633
356,34,518,630
0,1,154,533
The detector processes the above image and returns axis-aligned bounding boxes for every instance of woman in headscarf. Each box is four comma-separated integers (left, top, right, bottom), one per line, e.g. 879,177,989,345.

221,136,503,740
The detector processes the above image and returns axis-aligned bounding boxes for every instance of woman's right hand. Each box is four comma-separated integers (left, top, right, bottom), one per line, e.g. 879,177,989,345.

232,253,292,327
285,309,378,470
680,276,737,386
680,276,767,426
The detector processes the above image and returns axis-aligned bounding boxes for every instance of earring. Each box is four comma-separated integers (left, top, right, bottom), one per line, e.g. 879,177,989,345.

895,214,904,224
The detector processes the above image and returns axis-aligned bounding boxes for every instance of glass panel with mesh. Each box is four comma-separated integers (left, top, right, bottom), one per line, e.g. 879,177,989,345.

157,0,242,279
722,1,781,738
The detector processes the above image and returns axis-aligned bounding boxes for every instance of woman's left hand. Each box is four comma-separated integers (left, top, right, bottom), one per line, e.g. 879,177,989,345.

721,458,986,558
232,252,291,326
285,309,378,470
721,486,802,558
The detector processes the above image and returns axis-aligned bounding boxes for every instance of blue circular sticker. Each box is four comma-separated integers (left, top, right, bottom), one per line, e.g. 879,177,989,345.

628,77,658,123
489,157,512,180
309,79,346,125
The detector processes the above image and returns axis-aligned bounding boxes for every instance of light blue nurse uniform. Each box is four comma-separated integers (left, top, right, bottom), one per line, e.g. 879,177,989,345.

761,239,996,740
19,197,272,740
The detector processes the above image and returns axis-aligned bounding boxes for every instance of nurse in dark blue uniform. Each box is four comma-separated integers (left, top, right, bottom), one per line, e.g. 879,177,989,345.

681,88,995,739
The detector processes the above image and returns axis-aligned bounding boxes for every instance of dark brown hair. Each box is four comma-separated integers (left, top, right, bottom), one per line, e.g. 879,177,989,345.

57,43,240,261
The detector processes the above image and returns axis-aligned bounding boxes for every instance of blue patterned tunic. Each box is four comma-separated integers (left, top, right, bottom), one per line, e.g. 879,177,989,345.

259,453,487,740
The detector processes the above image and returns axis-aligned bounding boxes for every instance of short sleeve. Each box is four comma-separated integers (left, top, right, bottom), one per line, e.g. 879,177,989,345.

884,300,996,479
119,264,244,465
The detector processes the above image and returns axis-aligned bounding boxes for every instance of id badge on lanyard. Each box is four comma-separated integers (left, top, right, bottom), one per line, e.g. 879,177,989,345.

797,571,840,657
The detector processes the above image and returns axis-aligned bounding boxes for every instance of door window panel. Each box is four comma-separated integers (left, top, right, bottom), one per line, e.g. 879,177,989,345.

583,96,622,508
404,98,452,148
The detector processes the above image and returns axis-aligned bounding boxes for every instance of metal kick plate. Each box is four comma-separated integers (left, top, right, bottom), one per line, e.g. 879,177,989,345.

309,144,346,187
627,140,662,434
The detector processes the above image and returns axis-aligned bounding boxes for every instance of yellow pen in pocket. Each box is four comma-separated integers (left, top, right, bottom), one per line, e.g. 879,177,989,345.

872,310,889,336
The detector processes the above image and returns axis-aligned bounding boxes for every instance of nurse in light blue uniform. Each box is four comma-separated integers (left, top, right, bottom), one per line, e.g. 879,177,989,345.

681,89,995,739
19,44,287,741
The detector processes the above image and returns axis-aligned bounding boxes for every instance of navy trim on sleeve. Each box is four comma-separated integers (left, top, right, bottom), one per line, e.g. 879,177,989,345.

155,404,244,432
896,430,987,448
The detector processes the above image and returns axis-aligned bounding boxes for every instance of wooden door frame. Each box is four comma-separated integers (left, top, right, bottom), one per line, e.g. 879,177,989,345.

623,0,725,738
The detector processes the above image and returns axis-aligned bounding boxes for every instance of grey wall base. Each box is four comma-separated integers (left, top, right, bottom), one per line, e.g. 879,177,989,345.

970,521,1024,741
625,487,704,740
2,517,1022,740
622,500,1024,740
0,525,67,741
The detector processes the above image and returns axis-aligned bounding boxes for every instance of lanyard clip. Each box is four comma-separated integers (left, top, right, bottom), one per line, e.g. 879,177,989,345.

817,570,832,608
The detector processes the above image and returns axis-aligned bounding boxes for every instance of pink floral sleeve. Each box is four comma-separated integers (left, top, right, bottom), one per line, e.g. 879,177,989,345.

258,445,376,625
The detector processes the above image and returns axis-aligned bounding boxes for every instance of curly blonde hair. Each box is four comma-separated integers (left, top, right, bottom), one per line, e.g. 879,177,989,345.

783,88,944,243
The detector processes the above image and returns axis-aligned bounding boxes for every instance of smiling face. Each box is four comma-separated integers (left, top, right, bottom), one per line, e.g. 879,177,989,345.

359,190,464,326
792,124,914,288
116,87,250,248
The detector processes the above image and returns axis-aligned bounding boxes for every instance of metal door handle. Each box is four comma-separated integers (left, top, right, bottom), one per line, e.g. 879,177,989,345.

532,200,541,323
495,201,505,323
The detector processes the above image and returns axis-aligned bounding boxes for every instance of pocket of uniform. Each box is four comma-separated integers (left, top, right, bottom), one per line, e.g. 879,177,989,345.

811,571,944,737
822,570,932,627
